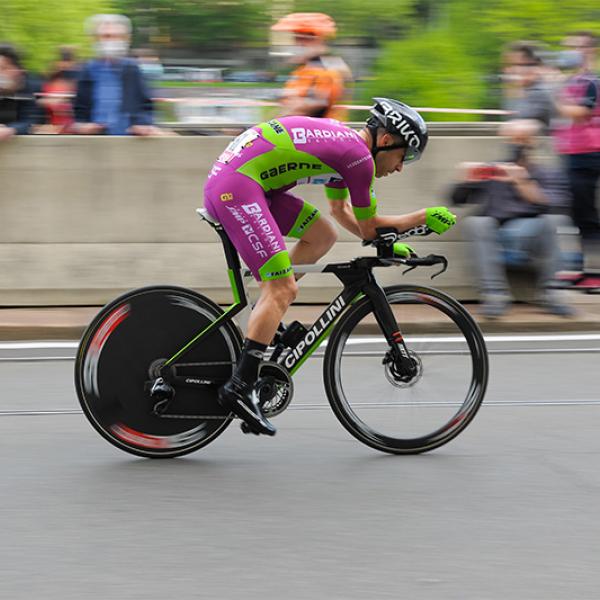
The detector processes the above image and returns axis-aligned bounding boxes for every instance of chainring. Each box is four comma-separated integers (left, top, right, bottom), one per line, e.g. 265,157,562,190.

256,362,294,417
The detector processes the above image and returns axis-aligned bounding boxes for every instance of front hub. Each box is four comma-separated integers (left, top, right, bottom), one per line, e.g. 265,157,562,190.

383,349,423,388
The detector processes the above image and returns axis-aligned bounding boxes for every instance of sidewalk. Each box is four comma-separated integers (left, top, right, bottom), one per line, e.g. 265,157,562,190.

0,296,599,340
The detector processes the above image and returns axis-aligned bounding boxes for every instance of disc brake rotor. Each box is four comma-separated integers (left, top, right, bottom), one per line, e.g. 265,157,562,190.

383,350,423,388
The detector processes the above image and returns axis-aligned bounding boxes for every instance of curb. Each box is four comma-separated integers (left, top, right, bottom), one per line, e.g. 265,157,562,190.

0,303,599,340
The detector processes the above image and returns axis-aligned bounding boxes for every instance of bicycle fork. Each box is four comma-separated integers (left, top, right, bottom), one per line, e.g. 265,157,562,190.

362,279,418,379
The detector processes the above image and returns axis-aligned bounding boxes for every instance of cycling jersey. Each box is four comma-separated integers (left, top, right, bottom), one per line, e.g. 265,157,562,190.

204,116,376,281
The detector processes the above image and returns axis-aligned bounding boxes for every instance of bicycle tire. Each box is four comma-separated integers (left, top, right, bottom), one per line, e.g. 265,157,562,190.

75,285,243,458
323,284,488,454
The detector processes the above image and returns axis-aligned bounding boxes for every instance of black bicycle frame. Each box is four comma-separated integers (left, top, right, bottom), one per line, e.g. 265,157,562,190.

158,217,417,384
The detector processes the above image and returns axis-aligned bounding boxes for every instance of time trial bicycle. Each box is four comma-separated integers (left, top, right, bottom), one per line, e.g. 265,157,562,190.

75,209,488,458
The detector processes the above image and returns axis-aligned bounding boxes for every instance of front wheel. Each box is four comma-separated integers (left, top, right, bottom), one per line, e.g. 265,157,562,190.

324,285,488,454
75,286,243,458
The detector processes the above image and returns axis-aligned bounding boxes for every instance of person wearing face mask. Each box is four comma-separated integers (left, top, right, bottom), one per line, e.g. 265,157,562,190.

0,44,40,140
453,119,574,319
501,42,554,131
74,14,167,136
553,31,600,289
271,13,352,121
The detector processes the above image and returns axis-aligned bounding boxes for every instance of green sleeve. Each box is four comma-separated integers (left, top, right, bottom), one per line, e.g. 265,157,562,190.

325,185,349,201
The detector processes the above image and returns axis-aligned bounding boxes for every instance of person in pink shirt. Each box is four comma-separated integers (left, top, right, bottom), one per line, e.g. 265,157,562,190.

554,31,600,288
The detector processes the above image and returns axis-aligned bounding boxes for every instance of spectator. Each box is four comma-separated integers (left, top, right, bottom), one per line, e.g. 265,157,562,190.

38,47,79,133
502,42,554,129
0,44,40,139
271,12,352,120
452,119,574,318
74,14,166,136
54,45,80,82
553,31,600,289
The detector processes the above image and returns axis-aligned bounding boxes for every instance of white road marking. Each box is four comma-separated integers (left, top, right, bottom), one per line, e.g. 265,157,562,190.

342,333,600,345
0,332,599,364
0,341,78,350
0,333,599,353
2,399,600,417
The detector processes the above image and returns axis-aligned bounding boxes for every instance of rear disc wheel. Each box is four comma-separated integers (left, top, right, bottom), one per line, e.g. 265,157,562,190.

75,286,242,458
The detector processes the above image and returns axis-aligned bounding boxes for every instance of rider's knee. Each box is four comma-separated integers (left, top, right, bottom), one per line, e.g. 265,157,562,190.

321,218,338,250
279,278,299,306
265,277,298,309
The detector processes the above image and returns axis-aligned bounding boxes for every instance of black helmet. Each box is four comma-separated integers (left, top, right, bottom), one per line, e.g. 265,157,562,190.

367,97,428,163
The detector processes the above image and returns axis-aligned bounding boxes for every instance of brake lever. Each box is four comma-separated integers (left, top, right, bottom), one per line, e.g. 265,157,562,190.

431,256,448,279
401,255,448,279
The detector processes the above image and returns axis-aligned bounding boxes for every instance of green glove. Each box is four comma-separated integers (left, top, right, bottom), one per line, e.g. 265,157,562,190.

425,206,457,234
393,242,417,258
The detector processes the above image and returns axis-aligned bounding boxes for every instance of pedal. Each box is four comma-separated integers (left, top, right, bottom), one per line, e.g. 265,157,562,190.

150,377,175,415
240,422,259,435
150,377,175,400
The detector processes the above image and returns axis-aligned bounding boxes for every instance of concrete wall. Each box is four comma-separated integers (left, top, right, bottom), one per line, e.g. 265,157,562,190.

0,134,511,306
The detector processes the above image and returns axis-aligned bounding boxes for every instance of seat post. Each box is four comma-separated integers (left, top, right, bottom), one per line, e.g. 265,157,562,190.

196,208,247,308
216,227,243,273
197,207,242,272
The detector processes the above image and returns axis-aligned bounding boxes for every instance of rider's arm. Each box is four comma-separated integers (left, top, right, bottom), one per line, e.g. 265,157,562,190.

328,195,427,240
340,152,428,240
325,182,363,237
356,211,427,240
328,199,363,237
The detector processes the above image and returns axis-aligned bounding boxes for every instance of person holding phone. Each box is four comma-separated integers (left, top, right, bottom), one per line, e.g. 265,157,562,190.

452,120,574,318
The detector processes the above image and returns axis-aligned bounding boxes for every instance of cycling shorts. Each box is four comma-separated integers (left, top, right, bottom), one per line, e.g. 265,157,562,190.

204,164,321,281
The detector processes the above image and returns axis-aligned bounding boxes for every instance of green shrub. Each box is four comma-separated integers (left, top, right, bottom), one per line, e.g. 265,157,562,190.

362,30,487,122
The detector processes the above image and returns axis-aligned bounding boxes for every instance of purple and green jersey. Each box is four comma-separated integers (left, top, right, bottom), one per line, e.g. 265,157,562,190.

204,116,377,280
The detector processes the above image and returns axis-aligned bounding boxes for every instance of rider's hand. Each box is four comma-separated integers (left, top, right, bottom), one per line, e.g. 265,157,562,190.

393,242,417,258
425,206,457,234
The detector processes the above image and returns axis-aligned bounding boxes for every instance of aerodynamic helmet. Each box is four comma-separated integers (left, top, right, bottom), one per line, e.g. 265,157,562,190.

366,97,428,163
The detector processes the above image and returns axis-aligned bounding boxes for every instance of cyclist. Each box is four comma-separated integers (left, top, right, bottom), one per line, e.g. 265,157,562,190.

271,12,351,120
204,98,457,435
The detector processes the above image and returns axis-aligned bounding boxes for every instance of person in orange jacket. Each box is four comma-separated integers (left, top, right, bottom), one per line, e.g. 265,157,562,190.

272,12,352,120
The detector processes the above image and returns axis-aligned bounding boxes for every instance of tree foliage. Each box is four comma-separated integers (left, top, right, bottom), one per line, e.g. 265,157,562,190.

116,0,272,51
0,0,114,74
364,0,600,117
2,0,599,114
291,0,418,43
362,30,486,121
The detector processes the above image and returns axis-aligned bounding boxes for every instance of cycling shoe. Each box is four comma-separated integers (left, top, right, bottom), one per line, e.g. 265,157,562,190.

218,376,276,436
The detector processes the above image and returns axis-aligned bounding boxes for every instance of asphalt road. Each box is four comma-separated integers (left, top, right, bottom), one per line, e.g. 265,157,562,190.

1,334,599,599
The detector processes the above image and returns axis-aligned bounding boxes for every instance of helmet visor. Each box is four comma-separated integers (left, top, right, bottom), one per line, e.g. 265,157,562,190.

402,147,422,164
